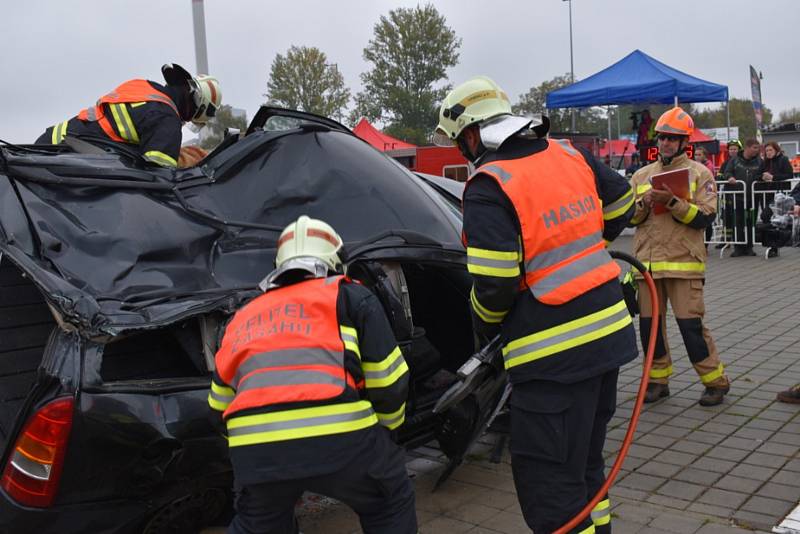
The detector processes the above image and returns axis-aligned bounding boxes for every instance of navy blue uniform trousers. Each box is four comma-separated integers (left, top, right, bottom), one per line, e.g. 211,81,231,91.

510,368,618,533
227,426,417,534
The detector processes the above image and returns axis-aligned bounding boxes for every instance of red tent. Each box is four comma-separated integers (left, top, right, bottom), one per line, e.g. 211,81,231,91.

353,119,416,152
598,139,637,157
689,128,712,142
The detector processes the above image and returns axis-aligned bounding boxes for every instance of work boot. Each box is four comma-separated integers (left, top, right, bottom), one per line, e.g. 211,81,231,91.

699,384,730,406
767,247,779,258
776,384,800,404
644,382,670,403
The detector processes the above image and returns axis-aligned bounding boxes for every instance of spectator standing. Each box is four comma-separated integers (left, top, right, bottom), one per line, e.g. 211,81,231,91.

760,141,794,182
723,138,762,256
758,142,794,257
636,109,655,150
695,146,715,174
715,140,743,248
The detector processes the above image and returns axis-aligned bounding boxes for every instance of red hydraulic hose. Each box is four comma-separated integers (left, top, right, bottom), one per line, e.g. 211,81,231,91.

553,265,659,534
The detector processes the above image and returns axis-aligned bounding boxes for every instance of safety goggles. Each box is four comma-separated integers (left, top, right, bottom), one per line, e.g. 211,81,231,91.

656,134,683,142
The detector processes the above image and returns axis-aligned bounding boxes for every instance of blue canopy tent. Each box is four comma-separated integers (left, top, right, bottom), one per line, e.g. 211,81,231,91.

546,49,728,107
545,50,730,143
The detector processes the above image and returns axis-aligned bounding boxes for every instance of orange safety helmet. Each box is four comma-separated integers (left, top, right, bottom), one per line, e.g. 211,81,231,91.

654,107,694,137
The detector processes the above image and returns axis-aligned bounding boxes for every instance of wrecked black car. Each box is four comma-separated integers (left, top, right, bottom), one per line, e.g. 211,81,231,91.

0,108,506,533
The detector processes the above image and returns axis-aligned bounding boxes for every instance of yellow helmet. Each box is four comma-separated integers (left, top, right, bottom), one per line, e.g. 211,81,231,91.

433,76,512,147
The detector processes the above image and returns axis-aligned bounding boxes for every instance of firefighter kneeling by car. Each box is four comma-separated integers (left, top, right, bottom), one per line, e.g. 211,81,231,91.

208,215,417,534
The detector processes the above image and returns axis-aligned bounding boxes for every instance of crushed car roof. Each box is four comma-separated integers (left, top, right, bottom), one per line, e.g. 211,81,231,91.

0,111,464,335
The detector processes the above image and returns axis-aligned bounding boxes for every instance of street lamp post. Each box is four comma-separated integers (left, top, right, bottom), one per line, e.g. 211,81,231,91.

564,0,575,132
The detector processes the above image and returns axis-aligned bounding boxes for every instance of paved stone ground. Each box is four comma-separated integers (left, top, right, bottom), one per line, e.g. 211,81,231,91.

212,237,800,533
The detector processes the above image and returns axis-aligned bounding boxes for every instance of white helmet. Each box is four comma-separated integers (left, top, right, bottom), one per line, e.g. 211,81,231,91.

260,216,344,291
189,74,222,125
161,64,222,125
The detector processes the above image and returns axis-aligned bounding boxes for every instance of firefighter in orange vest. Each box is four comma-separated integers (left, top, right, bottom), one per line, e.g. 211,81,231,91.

434,76,637,534
209,216,416,534
629,107,730,406
36,63,221,168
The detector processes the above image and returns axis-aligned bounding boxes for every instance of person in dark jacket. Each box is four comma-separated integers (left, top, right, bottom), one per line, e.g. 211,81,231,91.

434,76,637,534
209,216,416,534
36,63,221,168
723,138,762,256
760,142,794,182
714,140,743,249
757,142,795,256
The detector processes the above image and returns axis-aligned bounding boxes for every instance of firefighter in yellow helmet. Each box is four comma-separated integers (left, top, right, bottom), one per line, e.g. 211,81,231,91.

36,63,221,168
629,107,730,406
209,216,416,534
436,76,637,534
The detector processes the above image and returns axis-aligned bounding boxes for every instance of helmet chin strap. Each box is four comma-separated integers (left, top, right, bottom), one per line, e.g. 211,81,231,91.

456,136,487,165
660,138,688,166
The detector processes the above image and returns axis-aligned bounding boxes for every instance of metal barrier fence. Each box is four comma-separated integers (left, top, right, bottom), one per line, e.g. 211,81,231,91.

706,180,747,254
706,178,800,257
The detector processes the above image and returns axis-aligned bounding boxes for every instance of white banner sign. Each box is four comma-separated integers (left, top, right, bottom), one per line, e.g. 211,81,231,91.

699,127,739,143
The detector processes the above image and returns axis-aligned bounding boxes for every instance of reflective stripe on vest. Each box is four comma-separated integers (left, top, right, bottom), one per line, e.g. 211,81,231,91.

143,150,177,168
215,276,365,420
502,299,632,369
51,120,69,144
225,400,378,446
76,79,179,144
471,140,619,305
643,261,705,273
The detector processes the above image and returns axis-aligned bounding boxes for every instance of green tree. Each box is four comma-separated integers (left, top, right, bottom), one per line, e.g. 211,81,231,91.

513,73,607,135
350,4,461,145
777,107,800,124
199,105,248,149
265,45,351,122
692,98,772,141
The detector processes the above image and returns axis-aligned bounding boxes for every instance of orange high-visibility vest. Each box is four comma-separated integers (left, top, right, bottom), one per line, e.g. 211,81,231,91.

77,79,179,143
215,276,358,418
472,139,619,305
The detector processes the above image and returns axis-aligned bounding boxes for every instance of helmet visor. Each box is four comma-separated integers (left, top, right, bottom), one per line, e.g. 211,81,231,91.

432,128,456,147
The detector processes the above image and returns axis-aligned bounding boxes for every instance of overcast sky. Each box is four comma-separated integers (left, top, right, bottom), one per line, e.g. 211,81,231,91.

2,0,797,143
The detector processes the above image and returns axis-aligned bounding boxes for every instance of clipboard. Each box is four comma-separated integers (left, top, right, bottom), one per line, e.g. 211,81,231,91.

651,168,690,214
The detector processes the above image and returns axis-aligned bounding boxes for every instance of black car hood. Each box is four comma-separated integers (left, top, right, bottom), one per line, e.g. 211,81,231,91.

0,129,463,336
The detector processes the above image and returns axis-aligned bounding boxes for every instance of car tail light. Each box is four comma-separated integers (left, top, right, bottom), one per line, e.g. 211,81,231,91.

1,397,74,507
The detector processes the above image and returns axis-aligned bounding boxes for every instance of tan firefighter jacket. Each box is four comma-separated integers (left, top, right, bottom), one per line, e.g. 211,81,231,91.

629,153,717,279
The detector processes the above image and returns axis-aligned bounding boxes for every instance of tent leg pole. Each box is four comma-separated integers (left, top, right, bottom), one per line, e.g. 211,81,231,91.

726,100,731,140
674,96,678,106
